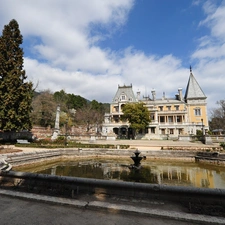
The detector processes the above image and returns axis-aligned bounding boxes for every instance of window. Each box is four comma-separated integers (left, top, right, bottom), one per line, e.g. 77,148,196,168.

177,116,182,123
166,106,171,111
150,127,155,134
169,129,174,134
150,114,155,120
175,105,179,110
159,116,165,123
194,108,201,116
159,106,163,111
121,95,126,100
168,116,173,123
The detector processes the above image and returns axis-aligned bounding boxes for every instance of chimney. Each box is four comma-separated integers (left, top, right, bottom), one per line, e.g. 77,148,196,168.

151,89,156,101
178,88,182,101
137,91,140,100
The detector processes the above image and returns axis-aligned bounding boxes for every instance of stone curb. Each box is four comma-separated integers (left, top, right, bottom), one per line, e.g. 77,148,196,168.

0,189,224,224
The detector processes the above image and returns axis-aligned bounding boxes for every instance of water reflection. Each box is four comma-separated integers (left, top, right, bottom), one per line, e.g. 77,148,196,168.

19,160,225,189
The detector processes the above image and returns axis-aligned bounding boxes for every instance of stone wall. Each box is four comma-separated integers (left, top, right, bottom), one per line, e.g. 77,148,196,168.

4,148,197,167
1,170,225,217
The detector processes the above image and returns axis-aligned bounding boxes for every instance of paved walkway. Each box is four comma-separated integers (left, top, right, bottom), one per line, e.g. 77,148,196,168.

13,139,219,153
95,139,209,146
0,189,225,225
94,139,217,150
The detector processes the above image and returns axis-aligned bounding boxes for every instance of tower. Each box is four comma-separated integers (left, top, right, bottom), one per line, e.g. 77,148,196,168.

184,67,208,134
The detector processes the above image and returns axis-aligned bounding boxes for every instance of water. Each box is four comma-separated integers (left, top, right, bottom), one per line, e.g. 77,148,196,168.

17,159,225,189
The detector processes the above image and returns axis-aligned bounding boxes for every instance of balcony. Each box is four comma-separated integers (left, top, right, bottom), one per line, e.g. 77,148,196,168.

157,110,187,115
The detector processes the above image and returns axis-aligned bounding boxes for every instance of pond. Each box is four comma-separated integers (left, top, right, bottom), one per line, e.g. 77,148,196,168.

17,158,225,189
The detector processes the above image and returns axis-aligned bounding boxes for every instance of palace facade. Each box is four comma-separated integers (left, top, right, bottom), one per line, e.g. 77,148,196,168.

102,68,209,140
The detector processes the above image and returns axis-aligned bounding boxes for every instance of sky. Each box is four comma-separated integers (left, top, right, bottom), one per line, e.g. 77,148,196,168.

0,0,225,115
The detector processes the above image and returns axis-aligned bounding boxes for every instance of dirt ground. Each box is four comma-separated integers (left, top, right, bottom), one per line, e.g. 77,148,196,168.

0,148,22,154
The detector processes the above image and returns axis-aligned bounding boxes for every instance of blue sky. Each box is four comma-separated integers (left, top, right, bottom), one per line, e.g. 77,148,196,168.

99,0,206,61
0,0,225,114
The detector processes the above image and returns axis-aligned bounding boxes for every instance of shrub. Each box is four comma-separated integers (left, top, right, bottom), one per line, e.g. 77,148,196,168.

196,130,203,136
220,142,225,150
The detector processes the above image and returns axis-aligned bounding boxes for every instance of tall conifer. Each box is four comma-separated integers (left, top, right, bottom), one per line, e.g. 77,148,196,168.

0,19,33,131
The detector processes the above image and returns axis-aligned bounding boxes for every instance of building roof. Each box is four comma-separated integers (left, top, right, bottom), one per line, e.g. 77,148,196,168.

184,69,206,100
149,98,183,104
112,84,137,103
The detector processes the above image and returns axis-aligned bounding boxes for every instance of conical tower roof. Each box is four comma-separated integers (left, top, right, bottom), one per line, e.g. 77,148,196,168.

184,67,206,100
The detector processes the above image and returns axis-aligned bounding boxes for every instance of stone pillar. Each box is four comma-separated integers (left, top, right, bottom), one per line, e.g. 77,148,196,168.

155,111,158,122
51,105,60,140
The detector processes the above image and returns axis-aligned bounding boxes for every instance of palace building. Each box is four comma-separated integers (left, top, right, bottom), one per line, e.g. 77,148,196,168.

102,68,209,140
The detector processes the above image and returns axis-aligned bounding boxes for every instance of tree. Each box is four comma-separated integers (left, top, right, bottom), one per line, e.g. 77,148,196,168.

53,90,88,112
66,93,88,109
31,90,57,127
90,99,108,113
53,89,68,111
209,100,225,132
0,19,33,131
121,102,151,137
74,104,104,133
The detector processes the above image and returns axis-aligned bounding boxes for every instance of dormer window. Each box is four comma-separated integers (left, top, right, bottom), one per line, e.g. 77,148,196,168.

121,95,126,101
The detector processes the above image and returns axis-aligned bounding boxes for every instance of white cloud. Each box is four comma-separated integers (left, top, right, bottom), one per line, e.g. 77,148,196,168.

24,57,123,102
118,49,186,98
0,0,134,99
192,44,225,59
192,0,202,6
191,1,225,109
200,0,225,36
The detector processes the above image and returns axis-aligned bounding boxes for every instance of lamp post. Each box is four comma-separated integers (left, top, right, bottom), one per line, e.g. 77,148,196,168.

201,118,204,136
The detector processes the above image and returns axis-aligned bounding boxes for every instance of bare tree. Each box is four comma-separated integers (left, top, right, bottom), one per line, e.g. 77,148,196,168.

31,90,57,127
209,100,225,131
74,104,104,133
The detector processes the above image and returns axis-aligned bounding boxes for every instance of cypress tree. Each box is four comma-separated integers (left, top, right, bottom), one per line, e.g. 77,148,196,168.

0,19,33,131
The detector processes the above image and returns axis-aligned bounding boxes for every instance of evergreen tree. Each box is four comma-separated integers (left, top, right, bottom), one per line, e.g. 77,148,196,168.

0,19,33,131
